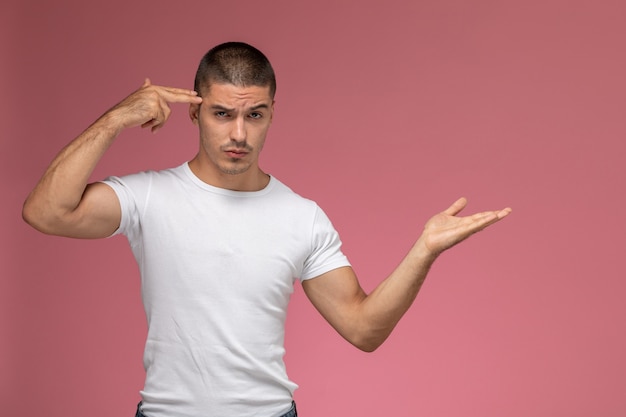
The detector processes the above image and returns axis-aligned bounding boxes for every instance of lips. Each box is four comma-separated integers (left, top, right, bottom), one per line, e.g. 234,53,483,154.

225,149,249,159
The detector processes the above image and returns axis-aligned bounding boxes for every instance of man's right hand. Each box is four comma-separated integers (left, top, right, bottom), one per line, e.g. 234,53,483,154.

106,79,203,133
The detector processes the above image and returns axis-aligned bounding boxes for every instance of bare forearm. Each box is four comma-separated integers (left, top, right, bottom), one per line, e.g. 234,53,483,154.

353,239,436,351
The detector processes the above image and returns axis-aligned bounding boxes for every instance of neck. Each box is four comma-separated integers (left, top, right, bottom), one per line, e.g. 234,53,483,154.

188,156,270,191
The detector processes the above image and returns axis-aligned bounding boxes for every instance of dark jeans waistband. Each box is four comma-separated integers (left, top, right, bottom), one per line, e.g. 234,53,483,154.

135,401,297,417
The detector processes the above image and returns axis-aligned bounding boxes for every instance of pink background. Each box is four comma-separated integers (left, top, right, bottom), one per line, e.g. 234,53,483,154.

2,0,625,416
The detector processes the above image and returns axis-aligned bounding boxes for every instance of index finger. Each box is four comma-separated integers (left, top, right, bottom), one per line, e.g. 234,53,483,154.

157,86,204,104
468,207,512,231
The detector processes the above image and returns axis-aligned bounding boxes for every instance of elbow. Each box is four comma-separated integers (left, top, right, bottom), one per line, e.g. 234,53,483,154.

22,198,40,229
348,332,388,353
339,318,394,352
355,343,381,353
22,198,62,235
22,200,48,233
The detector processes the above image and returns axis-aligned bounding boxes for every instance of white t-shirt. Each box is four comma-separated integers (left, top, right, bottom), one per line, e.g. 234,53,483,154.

103,162,350,417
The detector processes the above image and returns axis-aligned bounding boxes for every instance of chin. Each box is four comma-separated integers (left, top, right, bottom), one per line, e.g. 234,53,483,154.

220,164,252,176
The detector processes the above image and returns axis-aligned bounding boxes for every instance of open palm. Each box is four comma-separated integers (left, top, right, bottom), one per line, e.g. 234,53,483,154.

421,198,512,256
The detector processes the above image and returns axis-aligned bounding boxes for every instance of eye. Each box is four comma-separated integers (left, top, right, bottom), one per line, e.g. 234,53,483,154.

249,112,262,119
215,111,229,118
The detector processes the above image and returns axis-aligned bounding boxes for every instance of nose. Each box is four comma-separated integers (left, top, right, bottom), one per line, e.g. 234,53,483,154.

230,116,247,143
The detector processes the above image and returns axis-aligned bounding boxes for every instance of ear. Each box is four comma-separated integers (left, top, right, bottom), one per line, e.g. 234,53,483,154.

189,102,200,125
270,100,275,123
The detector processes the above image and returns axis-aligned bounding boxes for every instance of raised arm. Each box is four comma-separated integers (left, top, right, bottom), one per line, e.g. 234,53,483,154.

22,79,203,238
303,198,512,352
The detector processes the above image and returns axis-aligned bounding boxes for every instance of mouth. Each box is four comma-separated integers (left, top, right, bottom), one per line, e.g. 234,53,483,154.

224,149,249,159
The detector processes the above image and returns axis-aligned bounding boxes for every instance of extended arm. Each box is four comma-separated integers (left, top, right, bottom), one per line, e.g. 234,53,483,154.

22,79,203,238
303,198,512,352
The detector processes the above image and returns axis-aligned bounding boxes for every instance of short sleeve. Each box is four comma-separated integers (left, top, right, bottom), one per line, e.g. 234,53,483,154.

100,174,146,242
300,206,351,280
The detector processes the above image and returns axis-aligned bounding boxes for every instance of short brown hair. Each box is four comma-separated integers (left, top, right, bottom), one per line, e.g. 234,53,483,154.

194,42,276,98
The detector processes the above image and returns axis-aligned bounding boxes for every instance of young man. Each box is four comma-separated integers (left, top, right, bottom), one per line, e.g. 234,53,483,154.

23,42,511,417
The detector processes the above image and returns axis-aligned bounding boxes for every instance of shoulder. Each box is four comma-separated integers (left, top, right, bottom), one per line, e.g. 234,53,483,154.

103,163,187,189
269,176,318,208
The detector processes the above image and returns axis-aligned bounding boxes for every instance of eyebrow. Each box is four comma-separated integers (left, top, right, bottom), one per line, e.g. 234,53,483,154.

208,103,270,112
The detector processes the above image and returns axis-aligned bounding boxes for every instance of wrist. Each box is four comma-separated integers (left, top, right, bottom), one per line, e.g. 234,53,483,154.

95,110,126,137
412,236,440,265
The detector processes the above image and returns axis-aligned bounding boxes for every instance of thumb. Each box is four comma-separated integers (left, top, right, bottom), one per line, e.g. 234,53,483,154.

443,197,468,216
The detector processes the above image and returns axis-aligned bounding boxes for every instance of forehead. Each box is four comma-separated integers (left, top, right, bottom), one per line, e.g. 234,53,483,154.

203,83,273,105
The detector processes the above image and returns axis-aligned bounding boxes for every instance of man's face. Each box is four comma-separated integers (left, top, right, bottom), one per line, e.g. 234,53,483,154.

190,82,274,179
